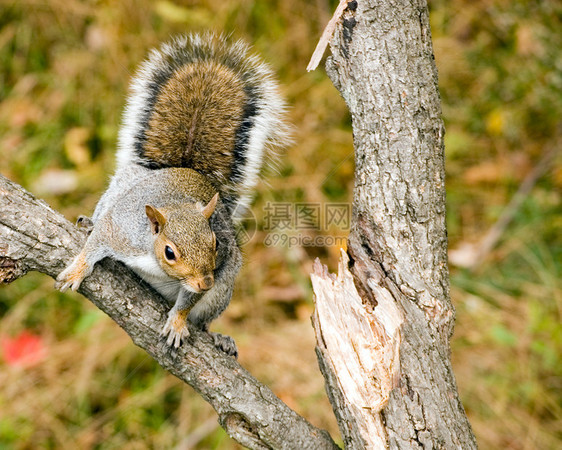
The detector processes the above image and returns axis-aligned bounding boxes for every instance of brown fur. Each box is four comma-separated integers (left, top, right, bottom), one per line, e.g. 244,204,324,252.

147,198,217,292
163,167,217,200
143,61,247,182
64,251,88,287
171,308,190,333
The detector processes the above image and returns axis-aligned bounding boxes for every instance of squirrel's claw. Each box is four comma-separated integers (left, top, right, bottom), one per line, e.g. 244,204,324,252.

55,278,77,292
55,275,83,292
55,253,89,292
209,331,238,358
55,267,85,292
162,311,190,349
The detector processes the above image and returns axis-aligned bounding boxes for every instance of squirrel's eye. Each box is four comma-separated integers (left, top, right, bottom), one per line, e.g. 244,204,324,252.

164,245,176,261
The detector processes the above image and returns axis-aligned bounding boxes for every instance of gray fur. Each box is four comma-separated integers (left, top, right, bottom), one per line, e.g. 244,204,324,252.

56,168,242,356
56,34,289,357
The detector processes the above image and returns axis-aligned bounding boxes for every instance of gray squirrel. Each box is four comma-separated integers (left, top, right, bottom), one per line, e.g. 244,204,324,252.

55,33,289,356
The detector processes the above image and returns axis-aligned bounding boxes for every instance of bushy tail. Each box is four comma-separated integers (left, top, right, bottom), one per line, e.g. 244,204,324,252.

116,33,290,214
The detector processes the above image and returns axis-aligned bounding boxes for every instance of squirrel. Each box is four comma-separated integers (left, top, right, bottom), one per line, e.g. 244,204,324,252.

55,33,289,357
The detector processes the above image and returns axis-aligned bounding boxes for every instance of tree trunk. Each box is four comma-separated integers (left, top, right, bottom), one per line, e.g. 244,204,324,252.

311,0,478,448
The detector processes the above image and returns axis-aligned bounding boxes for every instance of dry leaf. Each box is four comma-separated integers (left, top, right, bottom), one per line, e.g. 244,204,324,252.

64,127,91,166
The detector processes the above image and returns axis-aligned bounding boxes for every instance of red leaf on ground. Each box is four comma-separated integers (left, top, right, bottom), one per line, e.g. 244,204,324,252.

1,331,47,368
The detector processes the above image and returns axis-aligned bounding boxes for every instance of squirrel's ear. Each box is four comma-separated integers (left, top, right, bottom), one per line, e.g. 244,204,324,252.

200,193,219,220
145,205,167,235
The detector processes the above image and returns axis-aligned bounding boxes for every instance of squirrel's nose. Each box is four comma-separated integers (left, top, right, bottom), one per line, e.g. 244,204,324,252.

197,275,214,291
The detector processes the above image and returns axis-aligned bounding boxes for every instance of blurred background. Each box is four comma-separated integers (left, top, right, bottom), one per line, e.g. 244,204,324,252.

0,0,560,448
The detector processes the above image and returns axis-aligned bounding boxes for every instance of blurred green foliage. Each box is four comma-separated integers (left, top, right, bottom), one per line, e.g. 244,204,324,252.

0,0,560,448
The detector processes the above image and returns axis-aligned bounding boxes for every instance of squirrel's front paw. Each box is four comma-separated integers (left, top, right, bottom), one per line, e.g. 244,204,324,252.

55,253,88,292
162,309,190,348
55,266,85,292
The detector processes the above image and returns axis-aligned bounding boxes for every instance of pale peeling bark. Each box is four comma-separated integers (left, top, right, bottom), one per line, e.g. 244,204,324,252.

0,175,339,450
311,0,478,448
311,252,402,449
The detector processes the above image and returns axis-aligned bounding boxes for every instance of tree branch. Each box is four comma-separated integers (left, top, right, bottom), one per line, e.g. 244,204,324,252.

0,174,338,450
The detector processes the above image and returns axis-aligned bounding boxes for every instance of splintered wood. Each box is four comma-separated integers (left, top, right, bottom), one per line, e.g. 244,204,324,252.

306,0,349,71
311,250,403,450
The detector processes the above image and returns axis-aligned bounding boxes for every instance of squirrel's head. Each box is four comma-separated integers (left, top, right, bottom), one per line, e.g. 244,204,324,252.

145,193,219,293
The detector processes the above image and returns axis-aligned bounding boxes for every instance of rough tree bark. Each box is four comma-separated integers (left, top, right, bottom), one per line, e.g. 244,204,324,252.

0,176,338,449
310,0,478,449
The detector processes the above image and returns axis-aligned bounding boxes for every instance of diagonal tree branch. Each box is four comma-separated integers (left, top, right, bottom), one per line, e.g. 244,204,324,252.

0,174,338,450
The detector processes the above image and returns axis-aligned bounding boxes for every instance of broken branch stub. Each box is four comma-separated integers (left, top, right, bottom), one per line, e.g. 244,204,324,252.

311,250,403,449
